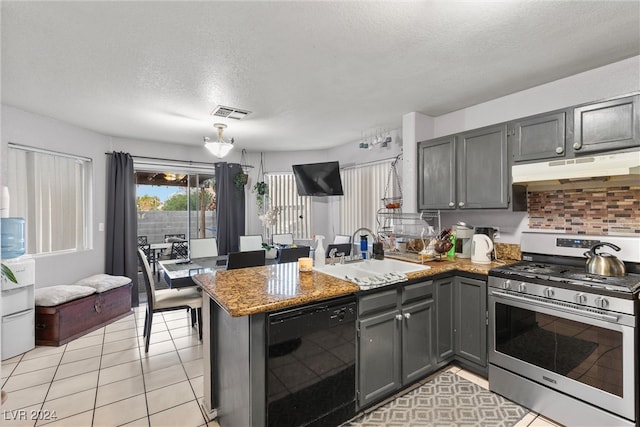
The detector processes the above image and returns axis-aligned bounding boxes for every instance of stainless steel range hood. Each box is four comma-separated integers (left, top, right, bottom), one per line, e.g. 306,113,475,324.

512,150,640,184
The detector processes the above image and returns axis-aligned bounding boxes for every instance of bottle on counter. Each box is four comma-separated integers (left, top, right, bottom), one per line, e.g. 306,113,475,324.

360,234,368,259
314,234,325,267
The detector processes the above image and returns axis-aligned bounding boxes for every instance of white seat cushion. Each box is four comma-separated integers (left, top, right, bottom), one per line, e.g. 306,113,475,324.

35,285,96,307
154,288,202,310
74,274,132,293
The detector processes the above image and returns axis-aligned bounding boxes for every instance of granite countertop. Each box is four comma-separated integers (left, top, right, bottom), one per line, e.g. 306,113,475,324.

194,255,518,317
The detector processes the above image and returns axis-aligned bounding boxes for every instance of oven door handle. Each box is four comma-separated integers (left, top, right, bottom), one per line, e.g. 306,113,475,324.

490,290,620,323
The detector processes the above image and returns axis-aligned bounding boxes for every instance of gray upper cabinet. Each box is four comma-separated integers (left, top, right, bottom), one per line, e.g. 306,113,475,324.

512,111,567,162
456,124,509,209
573,95,640,154
418,124,509,210
418,136,456,210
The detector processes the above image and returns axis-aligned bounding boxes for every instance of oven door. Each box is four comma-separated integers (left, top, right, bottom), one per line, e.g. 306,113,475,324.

489,289,636,421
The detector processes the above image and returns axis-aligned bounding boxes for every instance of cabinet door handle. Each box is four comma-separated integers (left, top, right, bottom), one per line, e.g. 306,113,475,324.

395,314,403,321
555,146,564,154
573,142,582,150
448,202,455,207
403,313,411,319
458,201,465,207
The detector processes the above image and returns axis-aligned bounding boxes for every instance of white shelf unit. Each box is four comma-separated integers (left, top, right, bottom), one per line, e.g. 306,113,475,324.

2,255,35,360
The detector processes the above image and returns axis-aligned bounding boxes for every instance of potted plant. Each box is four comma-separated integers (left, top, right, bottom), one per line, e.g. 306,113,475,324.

234,171,248,190
262,242,277,259
1,263,17,283
253,181,268,211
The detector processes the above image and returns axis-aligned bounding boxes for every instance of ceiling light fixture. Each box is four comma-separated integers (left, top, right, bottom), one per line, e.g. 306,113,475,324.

204,123,234,158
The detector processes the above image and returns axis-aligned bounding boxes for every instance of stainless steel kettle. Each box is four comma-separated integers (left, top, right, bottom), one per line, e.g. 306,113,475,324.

583,242,626,277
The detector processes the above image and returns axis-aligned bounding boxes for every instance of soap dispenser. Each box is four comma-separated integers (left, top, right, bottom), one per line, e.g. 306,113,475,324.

314,235,325,267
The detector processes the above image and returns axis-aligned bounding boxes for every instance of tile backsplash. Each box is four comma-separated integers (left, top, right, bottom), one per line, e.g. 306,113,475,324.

527,185,640,235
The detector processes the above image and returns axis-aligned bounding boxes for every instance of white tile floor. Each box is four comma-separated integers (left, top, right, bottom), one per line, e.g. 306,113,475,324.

1,305,219,427
1,304,562,427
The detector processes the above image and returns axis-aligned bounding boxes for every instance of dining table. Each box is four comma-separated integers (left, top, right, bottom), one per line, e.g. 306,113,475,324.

158,256,228,288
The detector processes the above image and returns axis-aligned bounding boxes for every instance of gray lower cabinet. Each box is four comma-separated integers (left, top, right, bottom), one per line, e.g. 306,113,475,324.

454,276,487,368
573,95,640,154
358,281,434,408
435,276,487,371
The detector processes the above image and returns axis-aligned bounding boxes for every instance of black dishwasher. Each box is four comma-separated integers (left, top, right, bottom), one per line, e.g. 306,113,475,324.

267,295,357,427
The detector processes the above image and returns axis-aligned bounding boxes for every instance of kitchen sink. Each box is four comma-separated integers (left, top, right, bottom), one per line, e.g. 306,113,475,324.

314,258,430,289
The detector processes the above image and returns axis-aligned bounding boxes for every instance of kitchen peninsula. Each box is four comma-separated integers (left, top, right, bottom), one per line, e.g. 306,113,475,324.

194,257,511,426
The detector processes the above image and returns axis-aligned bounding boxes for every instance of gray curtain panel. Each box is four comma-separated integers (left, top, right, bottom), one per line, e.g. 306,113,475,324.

215,162,245,255
106,151,139,306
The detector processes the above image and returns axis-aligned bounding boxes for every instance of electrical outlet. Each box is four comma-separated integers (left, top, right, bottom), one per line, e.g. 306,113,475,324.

494,227,500,239
98,222,104,232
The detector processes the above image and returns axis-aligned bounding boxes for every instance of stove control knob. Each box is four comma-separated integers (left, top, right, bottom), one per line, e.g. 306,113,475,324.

518,283,527,292
595,297,609,309
502,280,512,290
544,288,555,298
575,293,587,304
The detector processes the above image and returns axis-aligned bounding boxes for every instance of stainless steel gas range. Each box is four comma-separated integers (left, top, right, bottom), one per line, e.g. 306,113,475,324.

488,232,639,427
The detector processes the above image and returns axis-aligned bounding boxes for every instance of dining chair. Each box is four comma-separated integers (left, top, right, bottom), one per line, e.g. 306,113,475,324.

333,234,352,244
170,240,190,260
272,233,294,246
226,250,266,270
189,238,218,258
137,248,202,353
277,246,310,263
239,235,264,252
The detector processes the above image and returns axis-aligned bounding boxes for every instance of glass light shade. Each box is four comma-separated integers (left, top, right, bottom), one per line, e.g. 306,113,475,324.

205,140,234,158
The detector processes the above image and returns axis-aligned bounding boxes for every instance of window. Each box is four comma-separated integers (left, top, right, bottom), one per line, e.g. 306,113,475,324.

340,159,397,235
6,144,93,254
265,172,311,240
133,159,216,244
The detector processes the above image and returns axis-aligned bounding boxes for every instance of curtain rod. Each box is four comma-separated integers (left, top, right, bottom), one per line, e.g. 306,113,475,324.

10,142,92,162
104,152,217,167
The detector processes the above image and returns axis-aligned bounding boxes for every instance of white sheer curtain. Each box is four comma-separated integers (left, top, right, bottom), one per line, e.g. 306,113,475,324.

7,145,91,254
339,159,396,236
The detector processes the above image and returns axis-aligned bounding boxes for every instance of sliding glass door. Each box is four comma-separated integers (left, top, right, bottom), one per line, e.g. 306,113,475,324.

134,169,216,245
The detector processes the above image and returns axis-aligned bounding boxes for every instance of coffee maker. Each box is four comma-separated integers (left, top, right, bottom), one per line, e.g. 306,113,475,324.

453,222,474,258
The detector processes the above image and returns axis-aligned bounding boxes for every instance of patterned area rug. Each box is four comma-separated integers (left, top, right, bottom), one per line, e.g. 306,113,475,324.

345,372,527,427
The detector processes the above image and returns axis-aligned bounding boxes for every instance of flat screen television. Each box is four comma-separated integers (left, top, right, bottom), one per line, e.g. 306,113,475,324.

292,161,344,196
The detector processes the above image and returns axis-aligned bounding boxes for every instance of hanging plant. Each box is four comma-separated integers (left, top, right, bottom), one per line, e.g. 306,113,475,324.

253,152,268,211
253,181,268,210
234,171,248,190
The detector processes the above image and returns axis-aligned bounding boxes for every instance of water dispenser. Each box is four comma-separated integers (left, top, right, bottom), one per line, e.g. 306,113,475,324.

1,217,26,259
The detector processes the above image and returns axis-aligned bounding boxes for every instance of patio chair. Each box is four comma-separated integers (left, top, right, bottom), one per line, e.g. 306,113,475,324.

170,240,189,260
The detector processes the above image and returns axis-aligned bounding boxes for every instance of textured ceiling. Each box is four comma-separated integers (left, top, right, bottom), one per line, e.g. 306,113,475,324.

2,1,639,152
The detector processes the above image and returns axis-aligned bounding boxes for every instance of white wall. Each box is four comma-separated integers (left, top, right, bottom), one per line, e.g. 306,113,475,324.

1,105,110,287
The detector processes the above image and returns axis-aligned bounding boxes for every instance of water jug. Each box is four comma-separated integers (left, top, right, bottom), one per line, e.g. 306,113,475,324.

1,217,26,259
